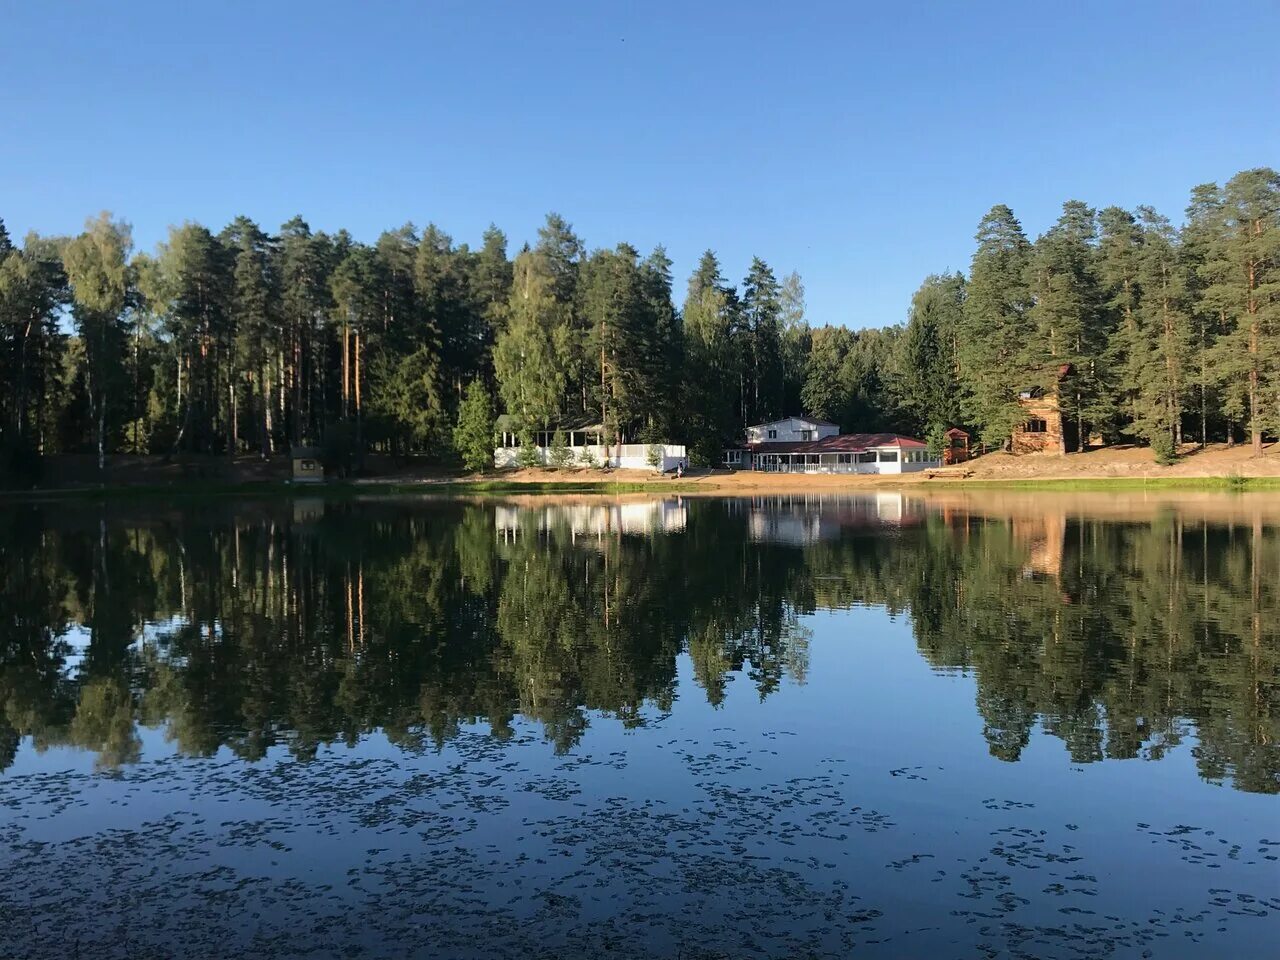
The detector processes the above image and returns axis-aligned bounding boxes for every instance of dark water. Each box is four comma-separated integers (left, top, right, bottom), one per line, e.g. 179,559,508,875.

0,492,1276,959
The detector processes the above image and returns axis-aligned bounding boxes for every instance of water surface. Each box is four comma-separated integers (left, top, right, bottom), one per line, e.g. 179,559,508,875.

0,492,1276,958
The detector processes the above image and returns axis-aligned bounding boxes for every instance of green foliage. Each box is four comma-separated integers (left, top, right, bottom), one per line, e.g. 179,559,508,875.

959,204,1032,447
577,445,600,469
925,423,948,460
1,168,1277,478
515,428,540,468
645,442,661,471
0,499,1277,794
1150,430,1177,465
548,429,572,469
453,380,495,472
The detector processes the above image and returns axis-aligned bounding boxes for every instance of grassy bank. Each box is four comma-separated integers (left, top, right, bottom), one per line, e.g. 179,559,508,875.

6,471,1280,502
0,477,712,502
952,475,1280,492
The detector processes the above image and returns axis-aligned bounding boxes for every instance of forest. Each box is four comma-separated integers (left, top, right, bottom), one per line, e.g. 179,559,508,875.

0,165,1276,479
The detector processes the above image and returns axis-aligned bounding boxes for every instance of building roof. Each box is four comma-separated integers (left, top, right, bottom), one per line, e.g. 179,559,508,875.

944,427,969,438
749,415,839,429
739,433,927,454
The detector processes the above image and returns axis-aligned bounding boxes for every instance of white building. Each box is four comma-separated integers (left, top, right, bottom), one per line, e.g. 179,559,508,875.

744,416,840,445
494,417,688,472
725,416,940,474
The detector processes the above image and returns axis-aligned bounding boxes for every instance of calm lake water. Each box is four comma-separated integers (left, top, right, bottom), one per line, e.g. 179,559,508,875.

0,491,1276,959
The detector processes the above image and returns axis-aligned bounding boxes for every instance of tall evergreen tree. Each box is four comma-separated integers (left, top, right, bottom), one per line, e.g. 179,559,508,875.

1097,206,1144,434
778,271,810,417
224,217,277,456
893,272,965,434
959,205,1032,446
1132,206,1193,458
681,252,738,463
740,257,783,423
493,248,575,432
1201,168,1280,455
1026,201,1106,449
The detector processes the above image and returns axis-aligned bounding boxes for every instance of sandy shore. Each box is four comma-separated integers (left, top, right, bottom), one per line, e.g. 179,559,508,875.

457,441,1280,492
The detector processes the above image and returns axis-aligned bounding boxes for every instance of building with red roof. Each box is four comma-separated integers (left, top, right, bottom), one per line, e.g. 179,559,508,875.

724,416,940,474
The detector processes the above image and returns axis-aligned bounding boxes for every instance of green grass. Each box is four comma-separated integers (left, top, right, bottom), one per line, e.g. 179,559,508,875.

951,475,1280,492
0,476,712,502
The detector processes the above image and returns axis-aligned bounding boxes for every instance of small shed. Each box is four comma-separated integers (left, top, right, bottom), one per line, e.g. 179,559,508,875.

290,446,325,483
943,427,970,465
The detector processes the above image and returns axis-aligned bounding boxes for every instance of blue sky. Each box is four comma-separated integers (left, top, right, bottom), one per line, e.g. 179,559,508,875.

2,0,1277,328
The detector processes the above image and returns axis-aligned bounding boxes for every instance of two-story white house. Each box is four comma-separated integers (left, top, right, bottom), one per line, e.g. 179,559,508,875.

725,416,940,474
744,416,841,446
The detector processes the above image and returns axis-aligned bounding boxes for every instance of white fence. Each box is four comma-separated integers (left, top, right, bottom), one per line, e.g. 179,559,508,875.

494,442,688,472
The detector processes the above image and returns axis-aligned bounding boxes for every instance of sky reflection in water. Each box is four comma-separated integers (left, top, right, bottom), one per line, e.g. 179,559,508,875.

0,492,1277,958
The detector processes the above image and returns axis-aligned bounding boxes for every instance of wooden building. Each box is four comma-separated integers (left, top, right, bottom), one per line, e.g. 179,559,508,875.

943,427,970,465
290,446,325,483
1011,364,1071,455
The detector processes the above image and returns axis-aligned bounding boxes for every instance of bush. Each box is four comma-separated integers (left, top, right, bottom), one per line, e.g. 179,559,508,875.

578,446,600,469
925,423,947,461
548,430,572,469
516,429,540,468
453,380,495,472
1150,431,1177,466
646,443,662,472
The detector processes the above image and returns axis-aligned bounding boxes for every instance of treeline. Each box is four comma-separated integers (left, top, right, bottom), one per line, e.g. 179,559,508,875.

0,209,811,476
908,167,1280,459
1,165,1276,479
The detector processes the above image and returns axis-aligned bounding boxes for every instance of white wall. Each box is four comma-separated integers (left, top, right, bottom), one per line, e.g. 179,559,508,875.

745,417,840,444
750,448,939,474
494,443,688,472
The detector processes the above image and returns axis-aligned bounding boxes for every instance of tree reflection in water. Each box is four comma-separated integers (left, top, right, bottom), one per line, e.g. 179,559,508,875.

0,493,1275,793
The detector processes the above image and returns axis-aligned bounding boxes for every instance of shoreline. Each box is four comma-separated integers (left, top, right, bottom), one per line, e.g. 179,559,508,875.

4,442,1280,500
5,471,1280,502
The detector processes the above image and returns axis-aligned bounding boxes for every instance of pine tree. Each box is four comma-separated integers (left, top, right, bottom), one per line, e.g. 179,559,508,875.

160,222,231,453
493,249,575,433
1097,207,1144,434
959,205,1032,446
1202,168,1280,456
225,217,277,456
1183,184,1227,445
639,246,680,438
453,379,494,472
1026,201,1106,449
801,325,854,423
1133,207,1193,458
0,229,67,466
778,271,810,417
894,273,965,433
681,252,739,462
741,257,783,423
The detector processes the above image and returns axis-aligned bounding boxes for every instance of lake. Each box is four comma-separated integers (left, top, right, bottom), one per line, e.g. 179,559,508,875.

0,491,1276,959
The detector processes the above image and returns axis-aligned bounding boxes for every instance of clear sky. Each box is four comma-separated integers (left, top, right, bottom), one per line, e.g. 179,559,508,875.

2,0,1277,329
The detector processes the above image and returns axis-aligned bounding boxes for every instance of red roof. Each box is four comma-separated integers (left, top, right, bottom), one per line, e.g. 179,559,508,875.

738,433,926,454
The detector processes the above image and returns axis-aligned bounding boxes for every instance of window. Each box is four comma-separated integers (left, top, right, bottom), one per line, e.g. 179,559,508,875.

798,429,813,441
879,450,899,463
857,451,877,463
767,429,777,439
837,453,853,465
1023,418,1048,434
